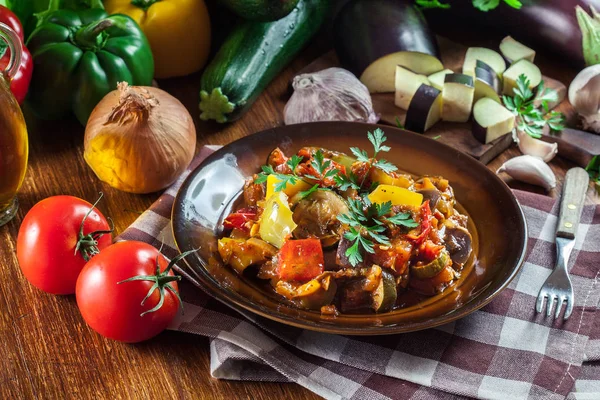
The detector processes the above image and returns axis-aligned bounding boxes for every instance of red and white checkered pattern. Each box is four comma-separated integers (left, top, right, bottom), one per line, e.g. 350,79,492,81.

118,147,600,400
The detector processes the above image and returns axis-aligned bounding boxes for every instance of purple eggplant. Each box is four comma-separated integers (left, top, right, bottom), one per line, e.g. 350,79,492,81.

424,0,600,67
333,0,443,93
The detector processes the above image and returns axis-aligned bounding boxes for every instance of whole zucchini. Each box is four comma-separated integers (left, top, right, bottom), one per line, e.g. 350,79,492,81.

217,0,300,21
199,0,329,123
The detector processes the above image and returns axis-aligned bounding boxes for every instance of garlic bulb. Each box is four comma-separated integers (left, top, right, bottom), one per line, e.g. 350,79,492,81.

497,155,557,191
284,68,379,125
514,129,558,162
568,64,600,134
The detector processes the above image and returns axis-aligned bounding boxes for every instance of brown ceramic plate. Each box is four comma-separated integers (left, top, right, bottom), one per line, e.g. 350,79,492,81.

172,122,527,335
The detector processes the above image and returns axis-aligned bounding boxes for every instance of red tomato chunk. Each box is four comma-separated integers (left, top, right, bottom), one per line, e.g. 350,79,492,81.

277,239,324,282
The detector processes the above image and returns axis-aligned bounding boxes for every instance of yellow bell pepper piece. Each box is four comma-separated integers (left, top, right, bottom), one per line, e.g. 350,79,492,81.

259,191,297,248
104,0,211,79
265,174,312,200
368,184,423,207
369,167,412,188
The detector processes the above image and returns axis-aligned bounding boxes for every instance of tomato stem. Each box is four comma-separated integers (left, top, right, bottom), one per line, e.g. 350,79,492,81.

117,248,197,317
75,193,113,262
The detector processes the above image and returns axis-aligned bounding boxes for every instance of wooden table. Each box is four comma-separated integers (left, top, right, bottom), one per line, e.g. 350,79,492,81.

1,28,598,400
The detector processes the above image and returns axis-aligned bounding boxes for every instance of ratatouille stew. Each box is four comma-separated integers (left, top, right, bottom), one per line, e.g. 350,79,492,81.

218,129,473,315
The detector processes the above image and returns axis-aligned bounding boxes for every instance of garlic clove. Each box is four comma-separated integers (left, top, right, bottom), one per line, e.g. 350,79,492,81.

515,129,558,162
497,155,557,191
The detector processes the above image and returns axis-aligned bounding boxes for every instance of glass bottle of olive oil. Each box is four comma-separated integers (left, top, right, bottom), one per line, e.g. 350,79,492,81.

0,23,27,226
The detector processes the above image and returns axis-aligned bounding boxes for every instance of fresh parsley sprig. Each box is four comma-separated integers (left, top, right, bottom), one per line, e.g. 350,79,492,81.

585,155,600,193
254,154,304,192
415,0,521,11
337,198,418,266
304,149,339,184
502,74,566,139
351,128,398,175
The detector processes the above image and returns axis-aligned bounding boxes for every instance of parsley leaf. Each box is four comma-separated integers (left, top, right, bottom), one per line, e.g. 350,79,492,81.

296,184,320,201
334,172,361,191
395,116,404,129
350,147,369,163
387,212,420,228
502,74,565,139
254,155,304,191
472,0,521,11
415,0,450,9
337,197,418,266
368,128,391,157
585,155,600,193
374,159,398,174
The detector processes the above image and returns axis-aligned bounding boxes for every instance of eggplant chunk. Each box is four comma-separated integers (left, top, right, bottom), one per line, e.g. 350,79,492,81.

405,84,442,133
500,36,536,64
502,59,541,95
444,226,473,266
441,74,474,123
293,190,349,248
417,188,441,209
473,60,501,104
339,269,397,313
472,98,515,144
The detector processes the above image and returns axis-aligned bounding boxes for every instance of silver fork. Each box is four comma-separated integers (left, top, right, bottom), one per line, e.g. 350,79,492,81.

535,167,589,320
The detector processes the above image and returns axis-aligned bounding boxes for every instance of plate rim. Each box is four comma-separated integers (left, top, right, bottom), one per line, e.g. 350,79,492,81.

171,122,528,335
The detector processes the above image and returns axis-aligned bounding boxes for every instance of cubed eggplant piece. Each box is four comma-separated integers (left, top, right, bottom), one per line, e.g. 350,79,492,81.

404,84,442,133
394,66,430,110
502,59,542,95
472,97,515,144
462,47,506,77
473,60,501,104
499,36,536,64
427,68,453,91
441,73,474,123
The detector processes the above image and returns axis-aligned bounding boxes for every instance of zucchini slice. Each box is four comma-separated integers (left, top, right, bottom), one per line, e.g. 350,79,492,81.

499,36,536,64
472,98,515,144
394,66,430,110
372,270,397,312
410,250,451,280
441,74,474,123
405,84,442,133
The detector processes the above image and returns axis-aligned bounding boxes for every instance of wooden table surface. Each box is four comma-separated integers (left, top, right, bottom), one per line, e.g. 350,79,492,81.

1,27,598,400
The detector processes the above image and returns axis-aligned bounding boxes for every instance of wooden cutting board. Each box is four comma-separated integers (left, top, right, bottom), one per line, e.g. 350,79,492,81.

295,37,570,165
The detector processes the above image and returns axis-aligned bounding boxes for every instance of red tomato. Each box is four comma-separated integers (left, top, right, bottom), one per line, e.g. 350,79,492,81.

223,207,257,231
76,241,182,343
0,5,33,104
277,239,324,282
17,195,112,294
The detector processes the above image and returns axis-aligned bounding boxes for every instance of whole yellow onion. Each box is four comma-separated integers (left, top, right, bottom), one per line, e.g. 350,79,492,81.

84,83,196,194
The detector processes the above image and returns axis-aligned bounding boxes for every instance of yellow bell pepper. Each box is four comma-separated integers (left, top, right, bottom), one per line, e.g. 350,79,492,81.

265,174,312,200
104,0,211,79
259,191,297,248
368,184,423,207
369,167,412,188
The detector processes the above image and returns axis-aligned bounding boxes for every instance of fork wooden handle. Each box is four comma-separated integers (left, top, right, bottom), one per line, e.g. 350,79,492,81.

556,168,589,239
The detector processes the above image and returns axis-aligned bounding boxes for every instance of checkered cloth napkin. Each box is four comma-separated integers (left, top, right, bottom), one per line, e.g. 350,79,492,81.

117,146,600,400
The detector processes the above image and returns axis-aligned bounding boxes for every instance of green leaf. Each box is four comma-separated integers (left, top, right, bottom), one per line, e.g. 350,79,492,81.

368,128,390,156
350,147,369,163
472,0,500,12
374,159,398,174
415,0,450,9
395,116,404,129
334,172,361,191
375,201,392,218
586,155,600,182
387,212,420,228
297,184,319,201
503,0,522,9
286,155,303,174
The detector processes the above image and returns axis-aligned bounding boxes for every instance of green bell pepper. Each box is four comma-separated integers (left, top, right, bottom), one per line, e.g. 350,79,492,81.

26,8,153,125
